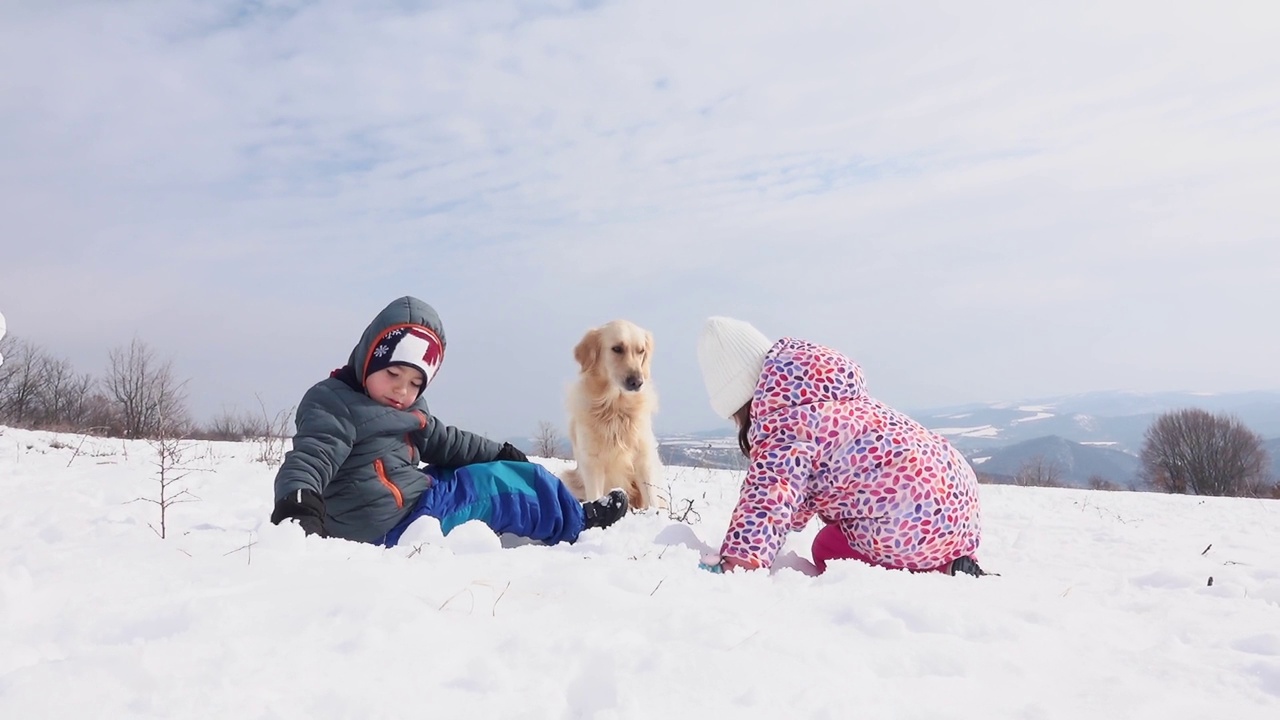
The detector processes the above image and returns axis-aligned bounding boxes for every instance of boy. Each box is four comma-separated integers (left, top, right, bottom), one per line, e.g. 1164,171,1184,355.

270,296,628,546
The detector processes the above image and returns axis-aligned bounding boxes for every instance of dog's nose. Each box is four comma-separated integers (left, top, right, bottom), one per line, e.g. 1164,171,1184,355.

624,375,644,392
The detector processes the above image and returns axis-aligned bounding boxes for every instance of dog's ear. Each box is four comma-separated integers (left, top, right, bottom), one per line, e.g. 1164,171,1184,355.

574,327,601,373
641,329,655,374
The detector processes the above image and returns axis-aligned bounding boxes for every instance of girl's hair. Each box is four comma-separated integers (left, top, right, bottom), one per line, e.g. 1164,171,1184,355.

733,401,753,457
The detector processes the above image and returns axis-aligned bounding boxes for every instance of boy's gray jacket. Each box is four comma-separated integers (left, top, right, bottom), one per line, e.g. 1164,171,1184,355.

273,296,503,543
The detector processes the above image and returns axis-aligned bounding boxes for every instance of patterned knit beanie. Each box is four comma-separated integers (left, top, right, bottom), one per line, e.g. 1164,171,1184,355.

697,316,774,419
364,325,444,398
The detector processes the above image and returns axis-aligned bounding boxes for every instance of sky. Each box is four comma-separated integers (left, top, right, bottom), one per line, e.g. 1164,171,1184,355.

2,0,1279,441
3,425,1279,717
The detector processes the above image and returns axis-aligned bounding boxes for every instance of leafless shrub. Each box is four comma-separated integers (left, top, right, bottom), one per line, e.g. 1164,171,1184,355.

254,395,294,467
658,468,705,524
531,420,567,459
667,495,704,524
128,398,202,539
201,407,254,441
1087,474,1120,491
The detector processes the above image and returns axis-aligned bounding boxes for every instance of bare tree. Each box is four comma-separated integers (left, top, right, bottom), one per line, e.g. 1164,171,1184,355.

0,337,48,425
1139,408,1271,497
0,336,102,432
104,338,189,439
1015,454,1065,488
35,356,95,429
80,391,123,435
531,420,566,458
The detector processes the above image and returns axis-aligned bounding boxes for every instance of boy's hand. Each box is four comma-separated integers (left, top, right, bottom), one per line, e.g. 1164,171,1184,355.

270,489,327,537
494,442,529,463
289,515,326,537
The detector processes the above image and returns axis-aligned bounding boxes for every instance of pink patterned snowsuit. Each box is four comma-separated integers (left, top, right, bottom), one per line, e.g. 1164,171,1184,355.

720,338,982,572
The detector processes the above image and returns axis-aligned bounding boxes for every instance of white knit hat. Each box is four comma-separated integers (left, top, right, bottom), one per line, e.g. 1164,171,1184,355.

697,316,774,419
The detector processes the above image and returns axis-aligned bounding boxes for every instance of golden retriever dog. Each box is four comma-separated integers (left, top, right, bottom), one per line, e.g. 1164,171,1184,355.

561,319,664,511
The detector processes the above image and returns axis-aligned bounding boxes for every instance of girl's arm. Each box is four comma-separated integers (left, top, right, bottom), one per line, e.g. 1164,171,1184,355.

718,416,817,569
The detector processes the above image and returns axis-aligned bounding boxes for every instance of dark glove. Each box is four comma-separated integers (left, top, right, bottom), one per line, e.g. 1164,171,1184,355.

494,442,529,463
270,489,327,537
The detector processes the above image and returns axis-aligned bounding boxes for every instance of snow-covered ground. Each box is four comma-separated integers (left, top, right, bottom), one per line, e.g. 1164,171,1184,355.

2,426,1279,719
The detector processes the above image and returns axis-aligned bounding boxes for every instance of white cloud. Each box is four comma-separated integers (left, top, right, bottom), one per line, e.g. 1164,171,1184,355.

2,0,1278,438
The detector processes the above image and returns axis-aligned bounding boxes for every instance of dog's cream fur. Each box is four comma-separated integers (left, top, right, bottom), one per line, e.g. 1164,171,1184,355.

561,319,664,511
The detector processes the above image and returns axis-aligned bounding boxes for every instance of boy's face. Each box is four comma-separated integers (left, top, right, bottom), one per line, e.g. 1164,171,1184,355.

365,365,425,410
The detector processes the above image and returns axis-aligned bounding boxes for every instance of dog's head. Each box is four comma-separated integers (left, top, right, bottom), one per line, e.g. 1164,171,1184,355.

574,319,654,394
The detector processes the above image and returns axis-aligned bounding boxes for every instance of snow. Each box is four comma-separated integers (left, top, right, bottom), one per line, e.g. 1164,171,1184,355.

932,424,1002,439
1011,406,1055,423
3,425,1280,719
1074,413,1099,431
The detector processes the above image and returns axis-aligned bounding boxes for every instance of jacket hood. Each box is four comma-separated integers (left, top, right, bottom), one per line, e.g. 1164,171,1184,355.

348,296,447,387
751,338,866,419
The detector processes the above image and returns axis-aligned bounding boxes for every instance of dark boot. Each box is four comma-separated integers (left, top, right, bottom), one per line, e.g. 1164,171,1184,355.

582,489,629,530
948,556,989,577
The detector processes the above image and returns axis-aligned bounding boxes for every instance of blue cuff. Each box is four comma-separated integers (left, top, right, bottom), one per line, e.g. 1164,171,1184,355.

698,553,725,573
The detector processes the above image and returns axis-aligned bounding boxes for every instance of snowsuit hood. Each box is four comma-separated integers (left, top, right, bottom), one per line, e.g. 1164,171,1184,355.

749,337,867,423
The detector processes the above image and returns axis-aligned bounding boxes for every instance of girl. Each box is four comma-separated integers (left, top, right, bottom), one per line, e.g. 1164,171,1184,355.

695,316,985,576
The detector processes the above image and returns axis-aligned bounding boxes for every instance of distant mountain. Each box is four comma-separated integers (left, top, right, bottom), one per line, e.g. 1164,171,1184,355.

913,390,1280,456
656,432,749,471
967,435,1142,489
1267,438,1280,480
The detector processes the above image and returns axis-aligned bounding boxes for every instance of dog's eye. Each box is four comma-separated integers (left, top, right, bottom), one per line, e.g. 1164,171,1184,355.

611,345,624,354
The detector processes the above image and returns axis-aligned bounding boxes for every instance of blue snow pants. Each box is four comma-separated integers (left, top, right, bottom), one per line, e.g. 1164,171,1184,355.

381,461,586,548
